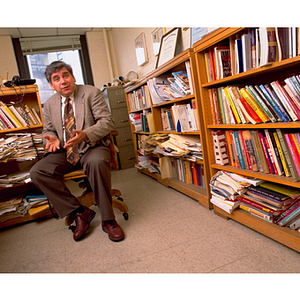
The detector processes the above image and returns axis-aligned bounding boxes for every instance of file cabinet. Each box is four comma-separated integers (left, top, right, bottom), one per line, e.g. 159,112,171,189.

102,86,136,169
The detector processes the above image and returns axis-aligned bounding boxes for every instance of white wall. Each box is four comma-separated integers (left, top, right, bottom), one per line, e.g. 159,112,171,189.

86,27,192,88
0,36,19,84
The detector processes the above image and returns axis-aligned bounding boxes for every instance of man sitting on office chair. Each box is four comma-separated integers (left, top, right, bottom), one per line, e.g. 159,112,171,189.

30,61,124,242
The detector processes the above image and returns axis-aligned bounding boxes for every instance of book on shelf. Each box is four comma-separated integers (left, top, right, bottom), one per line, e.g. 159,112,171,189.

284,133,300,178
239,202,273,222
276,129,300,182
212,130,229,166
171,103,197,133
236,194,282,216
289,213,300,230
278,201,300,226
161,108,175,131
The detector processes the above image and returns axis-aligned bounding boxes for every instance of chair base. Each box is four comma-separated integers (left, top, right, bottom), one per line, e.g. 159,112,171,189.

64,188,129,226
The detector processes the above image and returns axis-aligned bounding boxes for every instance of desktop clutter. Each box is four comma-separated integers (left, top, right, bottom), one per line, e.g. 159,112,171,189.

1,72,36,88
101,71,138,91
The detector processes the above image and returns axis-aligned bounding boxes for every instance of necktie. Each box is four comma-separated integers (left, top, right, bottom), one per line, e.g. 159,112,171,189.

64,98,80,165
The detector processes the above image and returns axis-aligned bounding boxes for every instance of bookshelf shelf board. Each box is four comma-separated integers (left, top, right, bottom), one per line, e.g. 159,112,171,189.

152,95,195,108
207,121,300,130
202,55,300,89
156,130,200,135
138,168,209,207
129,106,152,113
0,207,55,229
212,164,300,188
214,205,300,253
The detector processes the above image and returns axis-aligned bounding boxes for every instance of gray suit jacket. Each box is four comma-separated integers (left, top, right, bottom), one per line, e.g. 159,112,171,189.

42,84,115,155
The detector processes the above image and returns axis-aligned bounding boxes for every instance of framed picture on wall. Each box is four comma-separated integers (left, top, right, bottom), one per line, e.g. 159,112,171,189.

151,27,166,56
156,28,179,68
135,32,149,66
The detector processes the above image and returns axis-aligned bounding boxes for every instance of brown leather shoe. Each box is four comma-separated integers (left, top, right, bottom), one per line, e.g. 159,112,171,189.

73,207,96,241
102,219,124,242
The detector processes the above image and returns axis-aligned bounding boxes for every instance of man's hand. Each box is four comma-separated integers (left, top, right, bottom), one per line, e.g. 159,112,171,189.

44,135,60,152
63,129,87,149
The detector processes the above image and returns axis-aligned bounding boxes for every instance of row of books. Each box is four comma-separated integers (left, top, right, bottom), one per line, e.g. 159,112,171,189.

212,129,300,182
160,156,205,187
209,75,300,125
205,27,299,82
127,85,152,111
0,101,42,130
210,170,300,230
161,100,199,132
129,110,154,133
0,133,44,163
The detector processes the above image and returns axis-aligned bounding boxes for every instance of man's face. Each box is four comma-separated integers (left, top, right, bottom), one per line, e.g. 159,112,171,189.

49,67,76,98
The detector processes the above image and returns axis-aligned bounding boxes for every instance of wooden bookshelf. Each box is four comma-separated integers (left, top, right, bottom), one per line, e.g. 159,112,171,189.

193,27,300,252
124,49,211,209
0,85,55,229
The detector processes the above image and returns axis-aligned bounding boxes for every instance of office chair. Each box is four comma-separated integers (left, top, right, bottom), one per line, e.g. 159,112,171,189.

63,130,129,229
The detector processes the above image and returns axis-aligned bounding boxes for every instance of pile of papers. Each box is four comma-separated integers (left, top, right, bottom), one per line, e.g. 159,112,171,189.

210,170,264,214
0,196,31,222
0,133,44,162
0,171,31,188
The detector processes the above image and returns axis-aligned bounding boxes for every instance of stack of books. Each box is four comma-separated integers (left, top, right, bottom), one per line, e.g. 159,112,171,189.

212,128,300,182
208,75,300,125
210,170,263,213
237,182,300,226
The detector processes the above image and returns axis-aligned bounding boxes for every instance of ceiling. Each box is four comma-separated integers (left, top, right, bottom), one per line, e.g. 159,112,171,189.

0,27,104,38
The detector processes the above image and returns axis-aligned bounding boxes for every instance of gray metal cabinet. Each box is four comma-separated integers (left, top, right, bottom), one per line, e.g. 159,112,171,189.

102,86,136,169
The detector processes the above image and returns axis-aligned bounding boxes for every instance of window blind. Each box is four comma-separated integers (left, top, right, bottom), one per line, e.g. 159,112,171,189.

19,35,81,55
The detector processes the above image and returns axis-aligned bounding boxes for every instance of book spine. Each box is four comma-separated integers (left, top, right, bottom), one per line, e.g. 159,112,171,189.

273,199,300,224
276,129,300,181
246,85,276,122
258,131,273,173
273,131,291,177
284,133,300,177
224,87,241,123
251,130,270,173
232,131,245,169
239,203,272,222
236,196,276,215
259,84,287,121
271,81,298,121
279,204,300,226
264,84,291,121
239,88,269,122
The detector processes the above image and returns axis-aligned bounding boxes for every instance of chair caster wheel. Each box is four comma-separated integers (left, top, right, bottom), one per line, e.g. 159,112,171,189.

123,212,129,220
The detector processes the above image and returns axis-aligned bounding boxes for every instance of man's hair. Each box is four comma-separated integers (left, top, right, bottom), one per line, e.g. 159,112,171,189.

44,61,74,83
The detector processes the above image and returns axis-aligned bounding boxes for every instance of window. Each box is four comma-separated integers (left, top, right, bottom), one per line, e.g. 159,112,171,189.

26,50,84,104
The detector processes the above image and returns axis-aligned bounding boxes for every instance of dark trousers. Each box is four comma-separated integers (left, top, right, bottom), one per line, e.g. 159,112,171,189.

30,144,115,221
